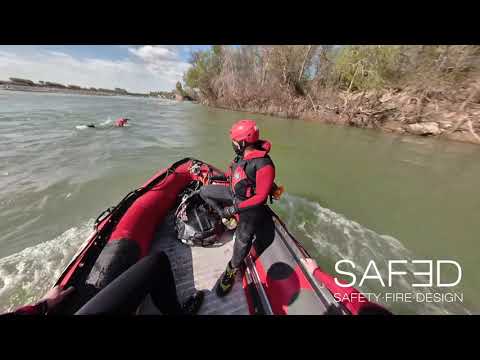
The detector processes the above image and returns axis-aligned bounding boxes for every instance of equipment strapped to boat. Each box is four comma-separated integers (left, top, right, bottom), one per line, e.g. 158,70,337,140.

174,183,224,247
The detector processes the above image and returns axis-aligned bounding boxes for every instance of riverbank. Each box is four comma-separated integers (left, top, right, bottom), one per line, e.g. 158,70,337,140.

202,82,480,146
0,84,148,97
183,45,480,146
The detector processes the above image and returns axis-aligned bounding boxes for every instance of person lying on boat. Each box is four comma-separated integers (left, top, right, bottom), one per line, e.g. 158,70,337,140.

2,252,204,315
75,252,205,315
199,119,276,297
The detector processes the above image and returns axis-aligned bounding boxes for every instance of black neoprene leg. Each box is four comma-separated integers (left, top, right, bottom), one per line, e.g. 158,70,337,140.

76,252,182,315
230,207,266,268
199,184,234,213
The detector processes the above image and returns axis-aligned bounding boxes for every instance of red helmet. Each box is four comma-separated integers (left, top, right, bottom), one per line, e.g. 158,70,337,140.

230,119,259,144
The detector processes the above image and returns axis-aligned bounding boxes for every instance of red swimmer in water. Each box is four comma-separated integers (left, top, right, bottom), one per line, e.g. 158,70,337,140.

84,118,129,129
115,118,129,127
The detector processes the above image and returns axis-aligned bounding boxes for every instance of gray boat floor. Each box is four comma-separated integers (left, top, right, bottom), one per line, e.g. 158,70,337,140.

137,214,250,315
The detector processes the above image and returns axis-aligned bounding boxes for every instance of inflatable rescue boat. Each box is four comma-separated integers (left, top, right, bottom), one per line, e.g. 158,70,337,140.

51,158,383,315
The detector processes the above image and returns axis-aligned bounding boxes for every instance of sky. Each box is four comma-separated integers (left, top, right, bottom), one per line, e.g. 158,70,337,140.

0,45,211,93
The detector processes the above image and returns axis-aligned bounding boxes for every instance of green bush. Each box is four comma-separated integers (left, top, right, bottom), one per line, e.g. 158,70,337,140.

333,45,400,91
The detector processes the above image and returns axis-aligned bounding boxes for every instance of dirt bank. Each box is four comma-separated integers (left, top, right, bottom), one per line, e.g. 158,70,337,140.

204,80,480,146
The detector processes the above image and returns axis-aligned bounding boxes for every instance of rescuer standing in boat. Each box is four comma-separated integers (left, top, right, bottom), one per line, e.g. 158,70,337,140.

199,119,276,297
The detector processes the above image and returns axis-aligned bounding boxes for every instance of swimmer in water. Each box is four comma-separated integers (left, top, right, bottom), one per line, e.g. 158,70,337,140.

115,118,129,127
81,118,129,129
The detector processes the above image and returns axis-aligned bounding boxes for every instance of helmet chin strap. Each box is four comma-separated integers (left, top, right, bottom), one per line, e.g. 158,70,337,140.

232,141,246,155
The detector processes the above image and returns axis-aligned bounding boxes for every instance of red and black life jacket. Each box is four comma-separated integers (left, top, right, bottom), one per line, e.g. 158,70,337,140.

228,140,274,201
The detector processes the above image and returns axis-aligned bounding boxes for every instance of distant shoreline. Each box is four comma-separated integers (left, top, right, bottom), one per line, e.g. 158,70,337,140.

0,84,152,97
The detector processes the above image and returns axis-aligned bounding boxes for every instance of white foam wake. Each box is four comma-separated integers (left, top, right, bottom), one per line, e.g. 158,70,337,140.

75,117,113,130
0,220,94,313
275,194,471,315
99,118,113,127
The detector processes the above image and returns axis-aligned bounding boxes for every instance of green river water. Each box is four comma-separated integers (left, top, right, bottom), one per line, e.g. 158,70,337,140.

0,90,478,314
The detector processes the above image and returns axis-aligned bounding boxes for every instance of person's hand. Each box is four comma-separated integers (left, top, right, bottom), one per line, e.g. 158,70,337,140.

200,172,209,185
301,258,319,274
40,285,75,310
220,205,237,219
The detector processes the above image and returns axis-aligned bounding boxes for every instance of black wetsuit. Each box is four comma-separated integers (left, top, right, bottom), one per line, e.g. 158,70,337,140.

76,252,183,315
3,252,184,316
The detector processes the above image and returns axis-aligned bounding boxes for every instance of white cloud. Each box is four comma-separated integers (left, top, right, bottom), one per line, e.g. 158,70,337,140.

128,45,191,85
0,46,191,93
47,51,70,57
129,46,177,61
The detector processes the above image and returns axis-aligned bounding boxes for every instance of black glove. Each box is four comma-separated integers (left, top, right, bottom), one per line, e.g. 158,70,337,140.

220,205,237,219
210,174,227,182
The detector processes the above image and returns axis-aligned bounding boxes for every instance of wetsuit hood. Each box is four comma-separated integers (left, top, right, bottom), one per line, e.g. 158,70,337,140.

243,140,271,160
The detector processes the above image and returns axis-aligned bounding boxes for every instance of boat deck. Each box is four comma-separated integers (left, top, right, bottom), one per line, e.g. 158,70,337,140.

138,213,250,315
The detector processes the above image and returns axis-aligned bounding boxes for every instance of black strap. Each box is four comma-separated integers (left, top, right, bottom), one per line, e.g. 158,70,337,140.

245,156,274,183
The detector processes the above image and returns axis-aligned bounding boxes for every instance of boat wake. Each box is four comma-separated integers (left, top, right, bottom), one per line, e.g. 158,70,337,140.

0,220,93,313
75,118,115,130
275,194,472,315
99,119,114,127
0,194,472,315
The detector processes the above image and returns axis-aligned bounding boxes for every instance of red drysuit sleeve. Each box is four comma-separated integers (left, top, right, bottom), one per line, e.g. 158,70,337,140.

237,165,275,212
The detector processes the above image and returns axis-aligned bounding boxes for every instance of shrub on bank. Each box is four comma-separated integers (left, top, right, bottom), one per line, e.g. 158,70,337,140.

182,45,480,144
